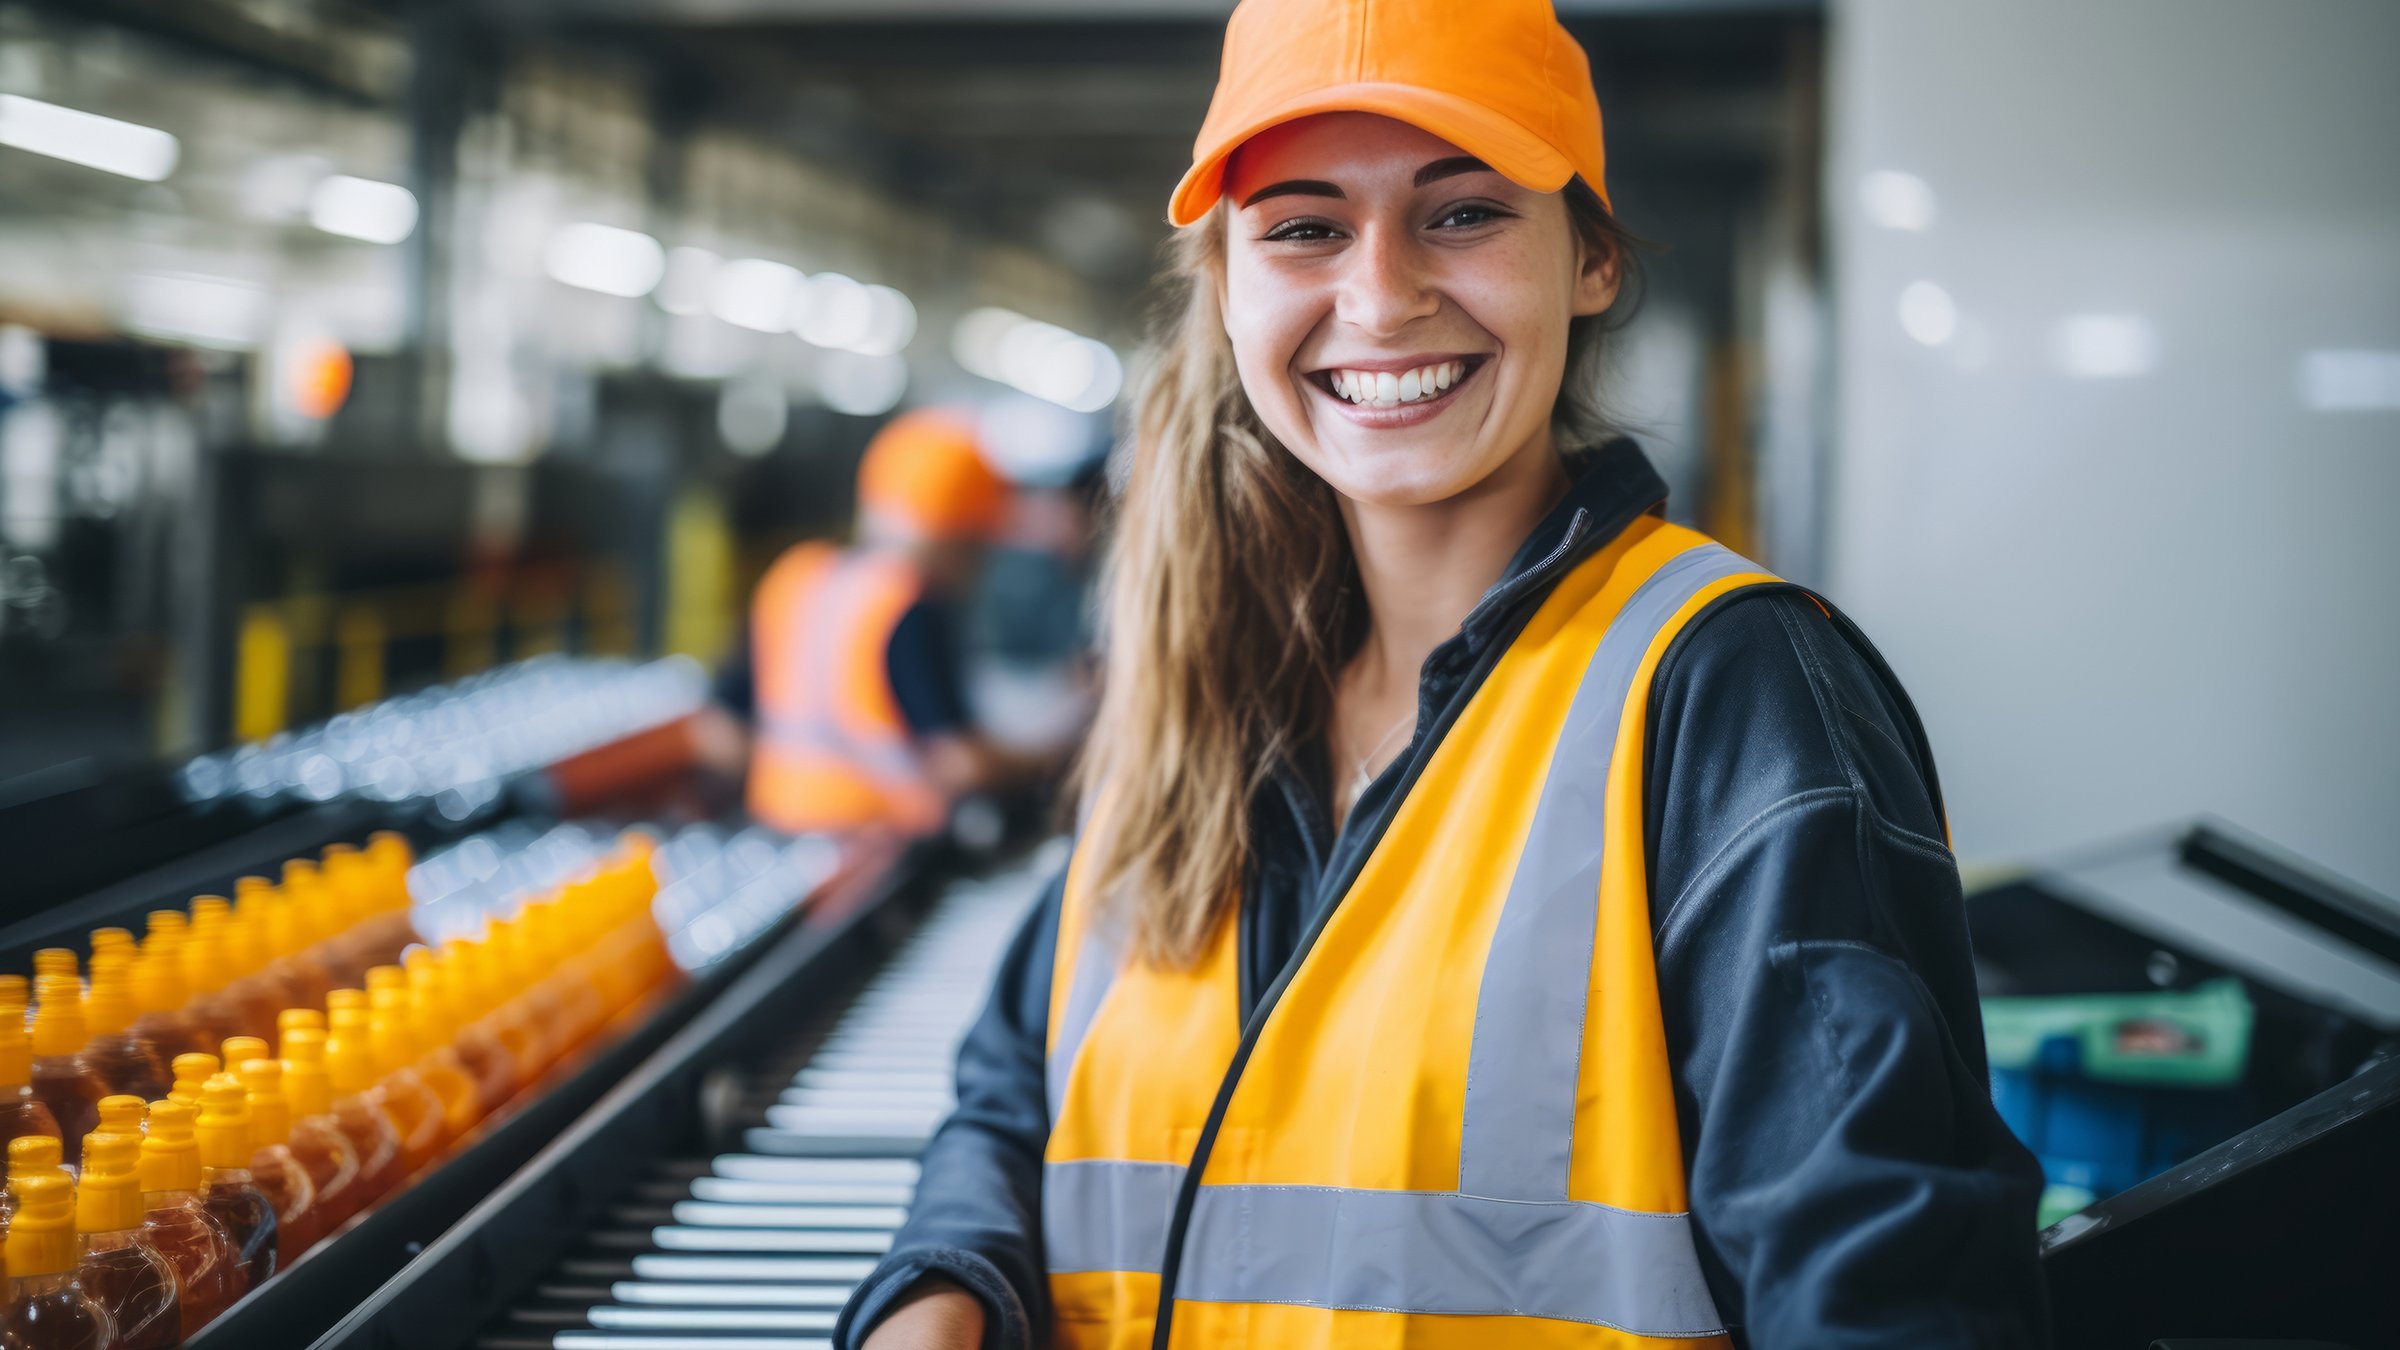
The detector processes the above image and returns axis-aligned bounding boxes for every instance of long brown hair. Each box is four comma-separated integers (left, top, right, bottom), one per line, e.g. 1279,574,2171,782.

1077,180,1642,967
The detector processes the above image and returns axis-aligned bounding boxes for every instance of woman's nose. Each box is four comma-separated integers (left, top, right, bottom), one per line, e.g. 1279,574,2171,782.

1333,227,1440,337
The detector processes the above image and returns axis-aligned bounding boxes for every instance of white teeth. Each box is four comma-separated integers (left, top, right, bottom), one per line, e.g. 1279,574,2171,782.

1326,359,1468,408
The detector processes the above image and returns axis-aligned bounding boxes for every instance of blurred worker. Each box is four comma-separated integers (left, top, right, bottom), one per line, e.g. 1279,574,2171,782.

697,407,1056,834
839,0,2047,1348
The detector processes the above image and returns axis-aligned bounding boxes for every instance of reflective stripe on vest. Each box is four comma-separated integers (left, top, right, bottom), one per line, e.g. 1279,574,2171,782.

1042,520,1776,1348
745,542,943,833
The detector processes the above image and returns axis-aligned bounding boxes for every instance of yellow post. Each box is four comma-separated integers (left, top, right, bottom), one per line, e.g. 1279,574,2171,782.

664,485,733,661
334,604,388,710
233,606,291,743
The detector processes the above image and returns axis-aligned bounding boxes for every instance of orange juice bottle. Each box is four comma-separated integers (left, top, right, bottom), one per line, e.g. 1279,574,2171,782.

223,1049,315,1263
194,1076,277,1288
137,1099,242,1335
27,977,103,1170
328,1005,437,1179
0,1018,62,1162
166,1055,216,1110
366,971,477,1140
126,943,206,1066
73,1131,180,1350
77,954,168,1105
312,1013,410,1191
2,1171,114,1350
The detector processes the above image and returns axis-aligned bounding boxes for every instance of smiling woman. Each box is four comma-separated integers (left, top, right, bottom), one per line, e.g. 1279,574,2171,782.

839,3,2051,1349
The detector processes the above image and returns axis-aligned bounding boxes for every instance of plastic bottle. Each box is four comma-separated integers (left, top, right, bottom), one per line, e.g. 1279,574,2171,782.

0,1135,61,1229
284,1029,392,1220
416,948,513,1115
76,955,168,1105
72,1132,180,1350
1,1172,114,1350
363,834,424,966
28,952,74,985
329,1006,440,1175
366,973,477,1140
136,1099,241,1336
194,1076,276,1289
177,901,257,1047
92,1098,144,1138
126,946,206,1066
220,884,288,1039
273,1010,322,1058
261,890,333,1014
27,977,103,1170
0,1020,62,1163
165,1056,215,1111
223,1052,314,1264
85,931,136,970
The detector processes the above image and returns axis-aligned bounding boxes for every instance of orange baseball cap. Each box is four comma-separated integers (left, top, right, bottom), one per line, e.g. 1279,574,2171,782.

857,408,1011,541
1169,0,1610,228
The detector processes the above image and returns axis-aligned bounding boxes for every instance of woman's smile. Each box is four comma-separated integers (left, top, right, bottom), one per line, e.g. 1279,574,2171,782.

1303,353,1493,428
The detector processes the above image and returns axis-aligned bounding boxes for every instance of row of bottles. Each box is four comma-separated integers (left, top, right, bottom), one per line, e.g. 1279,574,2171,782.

0,830,675,1339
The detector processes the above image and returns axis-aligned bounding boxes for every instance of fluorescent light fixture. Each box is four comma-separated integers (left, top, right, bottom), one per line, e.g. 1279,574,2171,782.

952,306,1025,380
710,258,802,334
1897,280,1957,347
656,246,720,317
0,94,178,181
1860,170,1936,231
545,222,667,298
307,175,418,244
817,350,907,417
2051,314,2157,379
952,305,1124,412
2297,349,2400,412
717,377,789,456
853,285,917,356
792,272,872,350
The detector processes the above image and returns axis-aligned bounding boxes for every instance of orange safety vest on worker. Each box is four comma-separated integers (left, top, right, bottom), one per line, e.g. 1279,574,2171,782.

745,541,947,835
1044,519,1776,1349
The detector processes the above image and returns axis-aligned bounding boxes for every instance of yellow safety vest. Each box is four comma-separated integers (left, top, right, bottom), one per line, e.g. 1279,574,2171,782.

1045,517,1778,1349
746,541,946,834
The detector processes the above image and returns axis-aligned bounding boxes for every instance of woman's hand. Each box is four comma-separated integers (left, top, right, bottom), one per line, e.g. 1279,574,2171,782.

860,1275,986,1350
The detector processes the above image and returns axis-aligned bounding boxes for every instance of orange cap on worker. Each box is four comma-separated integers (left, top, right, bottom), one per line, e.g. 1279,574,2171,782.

1167,0,1611,227
856,407,1011,541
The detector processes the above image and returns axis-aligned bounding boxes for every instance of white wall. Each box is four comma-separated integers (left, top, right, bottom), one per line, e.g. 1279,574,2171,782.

1825,0,2400,895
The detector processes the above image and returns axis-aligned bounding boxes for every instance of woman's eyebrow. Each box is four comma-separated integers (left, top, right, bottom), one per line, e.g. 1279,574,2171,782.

1239,156,1497,207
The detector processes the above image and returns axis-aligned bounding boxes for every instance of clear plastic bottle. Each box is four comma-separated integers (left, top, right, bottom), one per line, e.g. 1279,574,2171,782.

284,1029,390,1223
72,1132,180,1350
0,1021,62,1164
1,1172,115,1350
76,955,168,1106
417,948,513,1115
126,944,206,1067
136,1099,242,1336
365,974,478,1141
274,1033,361,1235
194,1076,276,1289
329,1006,441,1176
226,1057,315,1266
26,978,104,1171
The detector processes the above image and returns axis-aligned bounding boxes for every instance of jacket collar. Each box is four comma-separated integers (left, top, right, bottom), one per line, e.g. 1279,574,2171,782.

1455,436,1670,653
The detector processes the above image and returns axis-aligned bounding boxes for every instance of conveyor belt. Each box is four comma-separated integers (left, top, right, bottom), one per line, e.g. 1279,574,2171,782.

312,843,1053,1350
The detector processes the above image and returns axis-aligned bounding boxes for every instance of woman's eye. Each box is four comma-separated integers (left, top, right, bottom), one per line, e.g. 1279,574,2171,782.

1433,204,1508,230
1262,220,1340,243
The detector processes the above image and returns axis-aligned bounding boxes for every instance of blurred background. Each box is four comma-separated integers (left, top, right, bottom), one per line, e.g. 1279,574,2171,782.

0,0,2395,1339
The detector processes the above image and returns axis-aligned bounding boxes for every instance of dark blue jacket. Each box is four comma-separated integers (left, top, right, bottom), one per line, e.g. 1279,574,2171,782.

836,440,2052,1349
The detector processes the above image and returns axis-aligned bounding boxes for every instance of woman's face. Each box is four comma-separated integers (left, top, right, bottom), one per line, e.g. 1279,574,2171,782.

1220,112,1619,510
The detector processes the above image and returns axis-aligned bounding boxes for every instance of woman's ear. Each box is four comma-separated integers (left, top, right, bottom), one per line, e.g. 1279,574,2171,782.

1571,235,1622,318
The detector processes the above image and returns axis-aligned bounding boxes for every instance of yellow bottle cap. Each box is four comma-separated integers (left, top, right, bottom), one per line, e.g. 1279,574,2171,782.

231,884,275,976
278,1008,326,1046
235,1058,291,1148
171,1052,220,1106
324,1011,377,1097
404,951,456,1043
7,1134,62,1176
221,1036,269,1071
131,944,187,1015
262,890,301,961
326,988,367,1015
365,965,406,996
281,1028,334,1117
96,1096,147,1135
85,953,135,1039
0,973,26,1015
30,973,87,1058
5,1171,77,1276
196,1074,252,1170
183,898,232,996
139,1099,201,1193
32,948,76,981
76,1132,145,1234
0,1021,31,1091
367,989,418,1075
90,928,137,961
322,844,369,927
369,832,415,910
144,910,187,944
